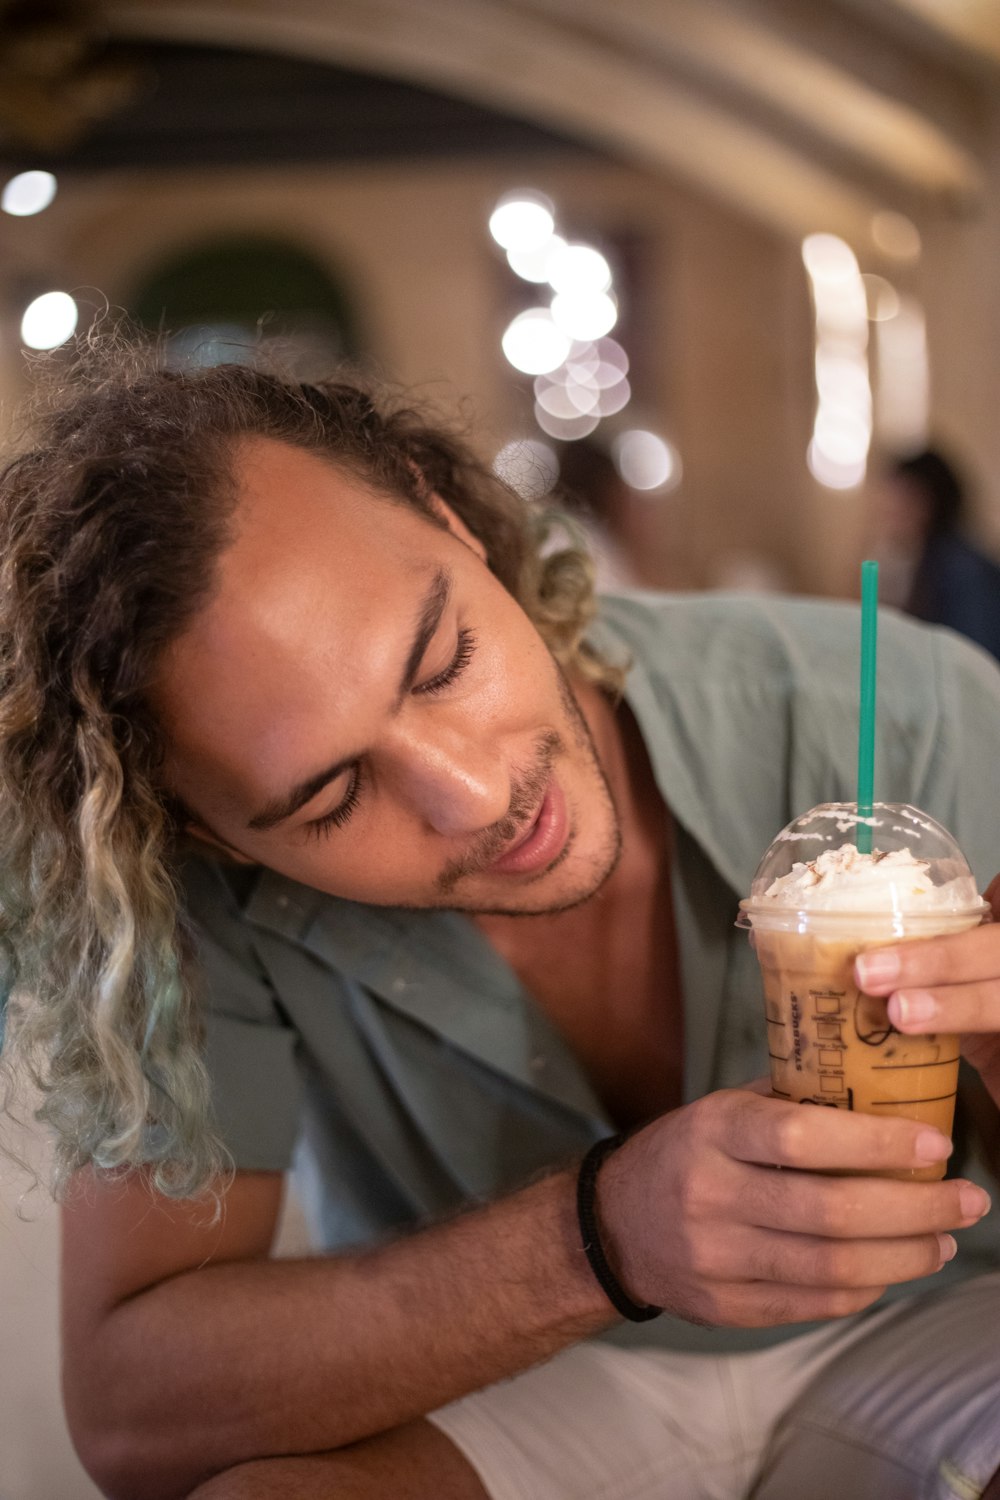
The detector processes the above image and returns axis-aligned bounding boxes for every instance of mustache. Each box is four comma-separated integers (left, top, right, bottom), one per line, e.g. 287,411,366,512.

436,730,563,893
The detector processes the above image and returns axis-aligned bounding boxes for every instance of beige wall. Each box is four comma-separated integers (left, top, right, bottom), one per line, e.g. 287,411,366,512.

3,139,1000,600
0,1132,104,1500
0,1103,313,1500
0,152,827,593
922,99,1000,554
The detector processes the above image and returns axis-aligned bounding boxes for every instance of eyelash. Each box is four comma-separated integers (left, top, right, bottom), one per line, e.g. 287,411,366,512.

304,627,478,840
414,626,477,696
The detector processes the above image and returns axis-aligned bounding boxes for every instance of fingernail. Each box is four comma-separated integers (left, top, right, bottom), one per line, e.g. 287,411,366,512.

960,1184,992,1219
937,1233,958,1265
855,950,900,988
892,990,938,1027
915,1129,952,1162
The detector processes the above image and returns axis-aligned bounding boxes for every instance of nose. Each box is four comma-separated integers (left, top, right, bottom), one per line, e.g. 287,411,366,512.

383,721,512,837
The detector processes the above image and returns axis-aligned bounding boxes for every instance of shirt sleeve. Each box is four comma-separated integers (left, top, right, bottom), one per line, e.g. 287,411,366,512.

604,591,1000,901
907,616,1000,894
778,597,1000,892
780,599,1000,893
181,857,304,1172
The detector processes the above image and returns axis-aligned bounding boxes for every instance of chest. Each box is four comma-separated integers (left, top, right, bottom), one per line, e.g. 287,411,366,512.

474,859,684,1130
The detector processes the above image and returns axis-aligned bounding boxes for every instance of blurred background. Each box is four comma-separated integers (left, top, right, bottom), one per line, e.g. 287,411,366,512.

1,1,999,1494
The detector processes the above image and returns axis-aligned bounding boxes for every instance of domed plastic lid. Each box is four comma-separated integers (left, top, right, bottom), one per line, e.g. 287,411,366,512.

737,802,988,935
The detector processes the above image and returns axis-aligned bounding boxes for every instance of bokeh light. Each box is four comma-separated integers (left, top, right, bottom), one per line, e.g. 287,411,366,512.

546,243,612,296
801,234,860,284
806,440,866,491
507,234,565,284
2,170,58,217
491,193,635,445
567,337,629,386
861,273,900,322
493,438,559,500
489,191,555,254
21,291,78,349
814,348,870,408
535,371,600,419
875,294,929,451
550,289,618,341
501,308,571,375
871,210,921,264
812,407,870,466
802,233,870,490
594,375,631,417
612,430,681,492
533,403,600,441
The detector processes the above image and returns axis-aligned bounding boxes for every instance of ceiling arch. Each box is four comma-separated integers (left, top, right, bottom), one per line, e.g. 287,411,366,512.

60,0,1000,249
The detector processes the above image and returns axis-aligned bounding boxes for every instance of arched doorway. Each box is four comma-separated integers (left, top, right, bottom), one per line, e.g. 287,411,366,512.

130,233,361,369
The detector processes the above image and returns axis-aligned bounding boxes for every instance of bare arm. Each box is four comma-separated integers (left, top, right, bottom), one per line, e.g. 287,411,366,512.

62,1093,988,1500
63,1163,608,1500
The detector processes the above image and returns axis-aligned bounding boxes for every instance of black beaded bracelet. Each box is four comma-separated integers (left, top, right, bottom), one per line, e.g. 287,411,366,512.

576,1135,662,1323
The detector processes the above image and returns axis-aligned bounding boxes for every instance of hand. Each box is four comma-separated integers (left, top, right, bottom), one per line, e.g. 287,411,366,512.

854,875,1000,1106
595,1089,990,1329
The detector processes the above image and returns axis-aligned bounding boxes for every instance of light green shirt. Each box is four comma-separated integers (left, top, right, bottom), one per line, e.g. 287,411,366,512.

183,591,1000,1352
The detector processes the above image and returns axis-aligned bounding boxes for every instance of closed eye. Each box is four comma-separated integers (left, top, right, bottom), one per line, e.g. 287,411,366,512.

304,768,362,839
304,627,478,840
414,626,477,695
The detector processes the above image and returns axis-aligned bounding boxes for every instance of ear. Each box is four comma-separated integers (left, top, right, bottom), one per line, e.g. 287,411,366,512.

184,820,258,865
427,493,488,563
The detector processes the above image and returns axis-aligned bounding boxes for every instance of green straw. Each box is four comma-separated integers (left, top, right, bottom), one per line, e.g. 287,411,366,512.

856,559,879,853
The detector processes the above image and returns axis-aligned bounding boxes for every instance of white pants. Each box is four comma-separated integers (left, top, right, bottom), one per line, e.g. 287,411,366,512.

429,1273,1000,1500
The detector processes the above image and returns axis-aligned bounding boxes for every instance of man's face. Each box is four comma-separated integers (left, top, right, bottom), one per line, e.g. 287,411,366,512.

154,438,620,915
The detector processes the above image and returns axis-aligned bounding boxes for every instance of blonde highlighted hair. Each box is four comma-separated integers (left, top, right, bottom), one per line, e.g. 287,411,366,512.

0,336,616,1198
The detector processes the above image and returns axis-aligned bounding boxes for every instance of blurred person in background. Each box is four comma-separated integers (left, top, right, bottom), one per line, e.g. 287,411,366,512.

2,344,1000,1500
875,447,1000,664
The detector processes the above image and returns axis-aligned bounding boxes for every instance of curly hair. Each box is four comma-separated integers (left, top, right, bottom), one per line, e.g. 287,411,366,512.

0,334,616,1200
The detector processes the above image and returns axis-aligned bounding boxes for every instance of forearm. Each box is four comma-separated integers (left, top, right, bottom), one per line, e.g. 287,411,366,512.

70,1166,613,1499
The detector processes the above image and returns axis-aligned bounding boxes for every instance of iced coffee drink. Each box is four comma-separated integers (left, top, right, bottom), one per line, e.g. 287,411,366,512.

738,803,989,1180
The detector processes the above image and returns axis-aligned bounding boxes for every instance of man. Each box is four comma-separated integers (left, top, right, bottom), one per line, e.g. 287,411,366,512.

1,351,999,1500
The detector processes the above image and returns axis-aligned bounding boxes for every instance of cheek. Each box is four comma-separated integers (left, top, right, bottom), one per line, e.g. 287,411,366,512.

480,609,557,711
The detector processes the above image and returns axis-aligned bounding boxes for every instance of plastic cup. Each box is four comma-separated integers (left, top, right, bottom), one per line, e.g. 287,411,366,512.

737,803,989,1180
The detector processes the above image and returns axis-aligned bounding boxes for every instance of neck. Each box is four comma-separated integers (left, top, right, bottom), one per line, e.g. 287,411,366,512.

572,674,669,893
472,673,683,1126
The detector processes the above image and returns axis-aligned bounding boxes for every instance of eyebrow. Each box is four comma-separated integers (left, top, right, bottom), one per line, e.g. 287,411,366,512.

246,566,453,832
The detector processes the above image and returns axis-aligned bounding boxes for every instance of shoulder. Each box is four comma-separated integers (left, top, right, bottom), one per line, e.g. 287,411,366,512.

175,855,283,1020
596,588,862,666
178,853,260,951
593,588,988,717
592,590,1000,891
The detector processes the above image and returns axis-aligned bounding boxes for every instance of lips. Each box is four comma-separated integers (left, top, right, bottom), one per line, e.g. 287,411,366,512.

486,780,570,876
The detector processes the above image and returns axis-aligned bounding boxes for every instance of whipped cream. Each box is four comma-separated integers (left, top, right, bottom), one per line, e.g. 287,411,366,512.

762,843,980,913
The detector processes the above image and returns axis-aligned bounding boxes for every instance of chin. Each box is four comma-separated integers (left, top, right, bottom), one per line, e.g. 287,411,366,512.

461,817,621,918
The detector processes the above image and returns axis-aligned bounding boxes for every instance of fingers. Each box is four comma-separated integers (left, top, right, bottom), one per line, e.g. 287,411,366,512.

737,1161,990,1239
851,922,1000,1035
622,1092,993,1333
854,923,999,995
702,1281,887,1329
714,1228,955,1290
711,1090,954,1175
887,980,996,1035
